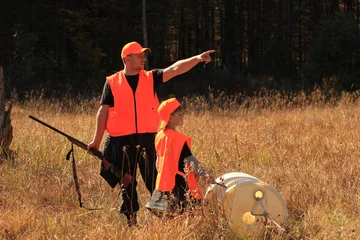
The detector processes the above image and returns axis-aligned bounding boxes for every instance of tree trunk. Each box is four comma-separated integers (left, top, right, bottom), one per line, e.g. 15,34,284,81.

0,67,4,128
287,0,293,77
298,0,303,71
357,0,359,67
0,66,13,161
142,0,149,70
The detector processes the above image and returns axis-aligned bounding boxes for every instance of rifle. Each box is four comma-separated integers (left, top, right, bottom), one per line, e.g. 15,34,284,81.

29,115,121,208
29,115,104,159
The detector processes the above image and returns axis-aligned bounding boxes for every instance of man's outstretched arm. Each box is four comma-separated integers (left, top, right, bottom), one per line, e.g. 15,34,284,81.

162,50,215,83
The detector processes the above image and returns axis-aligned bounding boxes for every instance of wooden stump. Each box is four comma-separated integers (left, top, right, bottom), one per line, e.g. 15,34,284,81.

0,66,13,162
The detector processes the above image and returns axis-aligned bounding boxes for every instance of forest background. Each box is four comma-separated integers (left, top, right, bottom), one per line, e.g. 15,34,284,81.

1,0,360,100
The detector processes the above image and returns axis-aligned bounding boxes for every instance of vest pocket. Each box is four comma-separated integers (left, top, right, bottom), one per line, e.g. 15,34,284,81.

107,107,127,135
145,104,159,128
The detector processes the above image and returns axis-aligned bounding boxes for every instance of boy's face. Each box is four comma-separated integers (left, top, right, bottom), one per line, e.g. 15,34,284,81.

169,109,184,127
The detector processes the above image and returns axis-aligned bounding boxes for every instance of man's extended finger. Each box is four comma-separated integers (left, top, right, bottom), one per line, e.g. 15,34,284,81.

204,50,216,54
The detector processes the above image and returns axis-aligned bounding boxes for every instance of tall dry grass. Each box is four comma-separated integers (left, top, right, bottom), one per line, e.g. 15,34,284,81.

1,89,360,239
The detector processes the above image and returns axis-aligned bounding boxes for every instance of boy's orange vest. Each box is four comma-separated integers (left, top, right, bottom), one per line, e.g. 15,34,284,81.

106,70,160,136
155,129,204,199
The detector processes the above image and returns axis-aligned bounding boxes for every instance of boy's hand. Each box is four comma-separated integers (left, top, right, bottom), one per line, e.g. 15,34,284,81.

206,175,217,184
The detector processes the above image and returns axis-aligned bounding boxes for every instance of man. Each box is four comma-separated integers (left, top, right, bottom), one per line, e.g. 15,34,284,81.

87,41,215,226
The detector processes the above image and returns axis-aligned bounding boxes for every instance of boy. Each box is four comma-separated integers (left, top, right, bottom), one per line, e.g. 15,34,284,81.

146,98,216,216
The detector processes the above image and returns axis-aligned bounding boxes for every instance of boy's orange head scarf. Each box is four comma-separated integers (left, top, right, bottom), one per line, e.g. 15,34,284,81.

158,98,181,130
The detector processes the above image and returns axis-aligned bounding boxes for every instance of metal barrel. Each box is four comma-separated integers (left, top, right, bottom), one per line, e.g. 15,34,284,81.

205,172,288,233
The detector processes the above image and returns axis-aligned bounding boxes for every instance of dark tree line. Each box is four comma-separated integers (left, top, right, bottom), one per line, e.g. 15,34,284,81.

1,0,360,99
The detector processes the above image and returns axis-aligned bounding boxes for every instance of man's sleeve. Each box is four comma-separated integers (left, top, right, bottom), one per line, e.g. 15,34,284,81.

152,69,164,89
100,81,114,107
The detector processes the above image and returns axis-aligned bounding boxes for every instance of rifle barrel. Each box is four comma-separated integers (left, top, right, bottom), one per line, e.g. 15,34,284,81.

29,115,104,160
29,115,73,139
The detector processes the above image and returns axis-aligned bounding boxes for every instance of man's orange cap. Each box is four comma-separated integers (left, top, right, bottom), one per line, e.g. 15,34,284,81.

158,98,181,130
121,41,151,58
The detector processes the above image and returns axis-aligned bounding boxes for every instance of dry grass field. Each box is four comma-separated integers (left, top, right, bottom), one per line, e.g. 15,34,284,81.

1,90,360,239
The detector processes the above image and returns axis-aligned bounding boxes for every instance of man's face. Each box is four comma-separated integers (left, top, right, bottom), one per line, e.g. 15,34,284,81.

126,52,146,71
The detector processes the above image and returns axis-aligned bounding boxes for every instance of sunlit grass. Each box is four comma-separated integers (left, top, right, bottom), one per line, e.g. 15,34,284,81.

1,89,360,239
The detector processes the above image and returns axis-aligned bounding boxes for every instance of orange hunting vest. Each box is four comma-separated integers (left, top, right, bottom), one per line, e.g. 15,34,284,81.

106,70,160,136
155,129,204,199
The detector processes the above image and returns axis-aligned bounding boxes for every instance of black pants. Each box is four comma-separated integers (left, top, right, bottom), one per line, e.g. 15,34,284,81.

102,133,158,215
164,175,188,213
146,159,188,214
